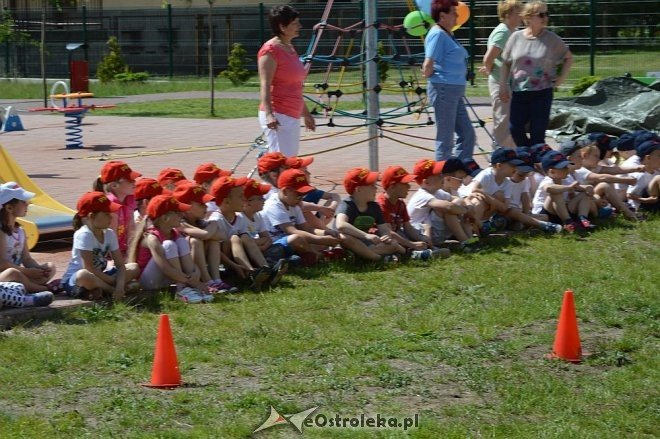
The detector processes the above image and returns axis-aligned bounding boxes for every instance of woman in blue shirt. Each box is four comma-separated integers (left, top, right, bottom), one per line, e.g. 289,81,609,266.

422,0,475,161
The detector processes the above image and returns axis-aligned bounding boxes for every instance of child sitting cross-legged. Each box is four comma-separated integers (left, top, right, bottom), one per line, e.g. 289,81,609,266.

193,162,232,216
262,169,342,266
626,139,660,213
63,192,140,301
334,167,406,263
376,166,448,260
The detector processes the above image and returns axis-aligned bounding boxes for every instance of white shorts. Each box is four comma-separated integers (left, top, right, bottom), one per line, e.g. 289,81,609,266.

139,237,191,290
258,110,301,157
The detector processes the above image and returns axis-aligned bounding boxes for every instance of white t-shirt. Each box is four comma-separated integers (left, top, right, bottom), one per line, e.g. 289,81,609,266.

506,178,531,209
532,176,574,214
472,167,511,196
63,225,119,283
3,227,26,265
262,195,306,239
406,188,451,226
205,200,220,215
572,167,592,185
627,171,655,210
240,211,269,239
208,211,248,237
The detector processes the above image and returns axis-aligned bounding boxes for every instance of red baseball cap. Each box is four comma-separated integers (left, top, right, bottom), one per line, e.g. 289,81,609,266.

277,168,315,194
257,152,288,175
76,191,122,217
243,178,272,199
381,165,416,189
100,161,141,184
210,176,249,203
193,162,232,184
285,156,314,169
146,194,191,219
343,167,379,194
413,159,445,183
134,178,163,201
157,168,187,186
173,181,215,205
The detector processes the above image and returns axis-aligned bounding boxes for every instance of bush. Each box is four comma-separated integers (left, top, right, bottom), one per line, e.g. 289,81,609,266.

377,41,389,84
114,70,149,83
97,36,127,83
219,43,251,86
572,75,602,95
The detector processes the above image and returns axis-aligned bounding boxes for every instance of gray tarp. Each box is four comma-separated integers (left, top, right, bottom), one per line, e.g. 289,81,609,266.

548,77,660,136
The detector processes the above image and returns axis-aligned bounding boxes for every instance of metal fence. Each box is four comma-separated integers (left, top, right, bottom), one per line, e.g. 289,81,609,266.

1,0,658,83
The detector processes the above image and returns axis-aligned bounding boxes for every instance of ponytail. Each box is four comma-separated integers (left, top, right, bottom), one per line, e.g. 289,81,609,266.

92,176,105,192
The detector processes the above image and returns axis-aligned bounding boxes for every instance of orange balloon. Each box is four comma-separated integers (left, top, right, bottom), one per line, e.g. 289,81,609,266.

452,1,470,31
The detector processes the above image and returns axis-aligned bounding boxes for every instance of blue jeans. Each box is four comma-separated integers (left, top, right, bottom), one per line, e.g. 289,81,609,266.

509,88,553,147
427,82,476,161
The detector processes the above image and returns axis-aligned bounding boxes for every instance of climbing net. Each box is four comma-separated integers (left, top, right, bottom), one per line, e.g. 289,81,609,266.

299,1,435,129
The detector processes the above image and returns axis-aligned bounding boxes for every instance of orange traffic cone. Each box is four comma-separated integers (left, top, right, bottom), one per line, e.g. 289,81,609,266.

547,290,582,363
143,314,182,388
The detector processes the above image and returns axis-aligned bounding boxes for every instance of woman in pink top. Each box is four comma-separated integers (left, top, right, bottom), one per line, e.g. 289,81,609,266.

258,4,315,157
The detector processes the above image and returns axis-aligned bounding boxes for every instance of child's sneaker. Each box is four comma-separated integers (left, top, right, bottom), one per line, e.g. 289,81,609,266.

578,216,596,230
411,249,433,260
286,254,302,266
541,222,563,234
459,236,481,253
176,287,204,304
598,206,614,219
201,291,215,303
212,280,239,294
479,220,496,236
29,291,54,307
268,259,289,287
249,267,272,291
490,213,508,231
382,254,400,264
563,219,579,233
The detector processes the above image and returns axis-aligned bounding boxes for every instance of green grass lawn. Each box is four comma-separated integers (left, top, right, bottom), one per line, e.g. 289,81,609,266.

1,216,658,437
1,49,656,101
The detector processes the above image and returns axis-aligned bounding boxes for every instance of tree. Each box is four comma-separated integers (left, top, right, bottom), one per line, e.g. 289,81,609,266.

220,43,251,85
96,36,128,83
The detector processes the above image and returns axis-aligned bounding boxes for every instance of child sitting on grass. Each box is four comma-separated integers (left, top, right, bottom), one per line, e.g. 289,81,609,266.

531,151,595,232
173,181,237,294
626,140,660,213
376,165,444,260
0,182,56,293
157,167,187,192
93,161,142,257
0,277,52,308
130,194,211,304
406,158,478,252
209,176,276,290
287,156,341,227
193,162,232,215
134,177,163,222
262,169,341,265
63,192,140,301
334,167,406,263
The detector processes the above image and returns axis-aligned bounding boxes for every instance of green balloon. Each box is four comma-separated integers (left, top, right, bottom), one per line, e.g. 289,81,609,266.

403,10,435,37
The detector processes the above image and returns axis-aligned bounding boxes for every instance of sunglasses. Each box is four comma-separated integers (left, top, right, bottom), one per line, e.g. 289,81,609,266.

534,12,550,18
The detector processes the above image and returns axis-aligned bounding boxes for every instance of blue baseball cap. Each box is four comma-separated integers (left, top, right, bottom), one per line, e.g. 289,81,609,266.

616,132,636,152
515,151,534,173
530,143,554,163
634,131,659,149
636,139,660,158
462,158,483,178
491,147,523,165
541,151,572,172
560,137,590,157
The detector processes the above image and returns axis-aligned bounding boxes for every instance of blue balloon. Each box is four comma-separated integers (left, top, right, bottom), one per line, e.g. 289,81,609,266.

415,0,432,15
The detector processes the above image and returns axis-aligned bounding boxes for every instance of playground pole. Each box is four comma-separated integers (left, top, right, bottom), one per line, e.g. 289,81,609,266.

365,0,379,170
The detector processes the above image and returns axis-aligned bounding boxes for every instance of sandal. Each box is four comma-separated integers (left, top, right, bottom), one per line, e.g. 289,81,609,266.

47,279,64,294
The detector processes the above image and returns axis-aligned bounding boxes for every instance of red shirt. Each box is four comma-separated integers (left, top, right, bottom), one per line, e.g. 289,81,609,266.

258,41,306,118
376,192,410,232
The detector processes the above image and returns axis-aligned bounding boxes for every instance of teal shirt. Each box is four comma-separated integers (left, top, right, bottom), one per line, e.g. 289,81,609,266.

487,23,511,83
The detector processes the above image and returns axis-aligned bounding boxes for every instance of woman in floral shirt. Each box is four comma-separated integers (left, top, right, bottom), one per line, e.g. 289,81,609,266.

499,1,573,147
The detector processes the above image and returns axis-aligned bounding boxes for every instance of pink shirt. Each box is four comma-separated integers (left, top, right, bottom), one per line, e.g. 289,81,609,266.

258,41,306,119
136,227,181,273
107,192,136,256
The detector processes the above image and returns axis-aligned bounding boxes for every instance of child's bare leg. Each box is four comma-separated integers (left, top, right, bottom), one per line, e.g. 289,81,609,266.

595,182,635,219
189,237,211,282
230,235,255,271
124,263,141,287
443,213,470,242
205,240,221,280
75,269,115,296
29,262,56,285
546,194,571,222
1,268,50,293
339,235,381,261
506,208,547,228
240,234,268,268
303,211,326,229
648,175,660,197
